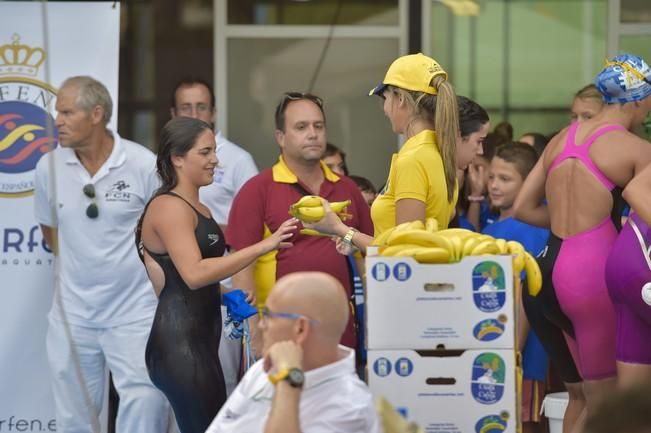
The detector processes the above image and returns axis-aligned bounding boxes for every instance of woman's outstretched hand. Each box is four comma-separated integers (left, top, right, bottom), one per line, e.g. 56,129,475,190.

304,199,348,237
260,217,299,254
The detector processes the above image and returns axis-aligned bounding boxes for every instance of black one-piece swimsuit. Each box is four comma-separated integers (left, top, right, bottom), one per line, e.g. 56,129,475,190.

144,192,227,433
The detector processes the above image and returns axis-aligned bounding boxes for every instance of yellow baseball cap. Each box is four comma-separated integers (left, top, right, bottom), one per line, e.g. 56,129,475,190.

369,53,448,96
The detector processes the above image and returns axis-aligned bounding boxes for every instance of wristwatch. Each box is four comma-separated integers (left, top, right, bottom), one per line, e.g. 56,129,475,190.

268,367,305,388
342,227,358,246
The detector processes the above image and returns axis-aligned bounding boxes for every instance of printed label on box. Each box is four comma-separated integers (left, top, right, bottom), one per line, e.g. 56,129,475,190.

472,318,506,342
366,255,515,350
393,262,412,281
471,353,506,404
368,349,516,432
371,262,390,281
474,414,509,433
373,357,392,377
472,261,506,313
395,357,413,377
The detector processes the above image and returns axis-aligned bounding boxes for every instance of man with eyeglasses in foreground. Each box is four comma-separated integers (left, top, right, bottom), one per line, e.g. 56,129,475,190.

206,272,380,433
34,76,169,433
170,77,258,233
226,92,373,352
170,77,259,396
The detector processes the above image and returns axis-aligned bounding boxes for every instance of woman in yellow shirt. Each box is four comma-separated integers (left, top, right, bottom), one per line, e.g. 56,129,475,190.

309,53,460,251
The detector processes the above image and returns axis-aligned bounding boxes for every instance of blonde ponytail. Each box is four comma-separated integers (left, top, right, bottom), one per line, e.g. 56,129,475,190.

432,75,459,203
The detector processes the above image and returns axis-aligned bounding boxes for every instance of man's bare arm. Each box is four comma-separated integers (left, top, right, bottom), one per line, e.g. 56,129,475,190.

40,224,57,256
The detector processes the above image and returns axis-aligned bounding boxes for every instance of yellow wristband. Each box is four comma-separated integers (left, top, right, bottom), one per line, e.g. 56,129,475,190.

268,368,289,385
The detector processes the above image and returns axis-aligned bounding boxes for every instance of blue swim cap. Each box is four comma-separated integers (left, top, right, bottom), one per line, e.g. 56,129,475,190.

595,53,651,104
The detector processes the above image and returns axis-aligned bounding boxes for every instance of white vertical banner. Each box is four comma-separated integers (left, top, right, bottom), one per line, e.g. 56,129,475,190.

0,2,120,431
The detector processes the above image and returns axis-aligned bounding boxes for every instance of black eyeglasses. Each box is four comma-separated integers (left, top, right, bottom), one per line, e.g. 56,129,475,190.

83,183,99,219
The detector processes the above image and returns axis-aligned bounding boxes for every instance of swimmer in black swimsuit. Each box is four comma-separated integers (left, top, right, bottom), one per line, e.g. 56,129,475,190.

136,117,297,433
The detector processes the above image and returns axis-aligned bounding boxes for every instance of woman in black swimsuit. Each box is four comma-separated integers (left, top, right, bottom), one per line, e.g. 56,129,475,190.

136,117,297,433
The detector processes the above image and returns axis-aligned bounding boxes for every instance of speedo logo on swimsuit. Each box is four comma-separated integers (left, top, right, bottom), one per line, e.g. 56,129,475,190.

208,233,220,246
537,245,548,259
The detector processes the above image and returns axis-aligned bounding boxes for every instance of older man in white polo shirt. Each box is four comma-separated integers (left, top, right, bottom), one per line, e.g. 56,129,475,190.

170,77,258,394
34,76,169,433
205,272,380,433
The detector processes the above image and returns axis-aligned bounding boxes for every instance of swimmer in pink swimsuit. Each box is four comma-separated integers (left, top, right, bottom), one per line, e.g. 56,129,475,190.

545,122,625,381
514,53,651,412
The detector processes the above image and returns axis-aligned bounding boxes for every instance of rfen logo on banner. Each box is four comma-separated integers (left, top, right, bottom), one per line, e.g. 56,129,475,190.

1,225,53,266
0,34,58,197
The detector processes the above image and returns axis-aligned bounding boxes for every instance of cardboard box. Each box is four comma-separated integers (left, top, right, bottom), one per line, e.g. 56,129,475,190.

369,349,517,433
366,254,514,350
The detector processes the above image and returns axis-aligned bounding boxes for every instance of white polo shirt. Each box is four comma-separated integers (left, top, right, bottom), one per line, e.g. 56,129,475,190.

206,346,381,433
199,131,258,226
34,132,159,327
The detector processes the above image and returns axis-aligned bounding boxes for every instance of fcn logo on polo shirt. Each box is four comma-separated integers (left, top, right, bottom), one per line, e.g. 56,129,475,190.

0,34,58,198
105,180,132,202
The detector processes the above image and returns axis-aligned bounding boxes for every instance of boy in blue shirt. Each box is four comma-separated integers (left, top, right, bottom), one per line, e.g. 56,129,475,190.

482,143,549,432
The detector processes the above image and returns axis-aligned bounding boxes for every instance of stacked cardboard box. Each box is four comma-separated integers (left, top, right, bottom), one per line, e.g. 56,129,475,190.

366,251,517,433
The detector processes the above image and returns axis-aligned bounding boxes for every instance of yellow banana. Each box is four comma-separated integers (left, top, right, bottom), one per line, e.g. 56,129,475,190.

293,206,325,223
407,220,426,231
299,228,333,238
507,241,526,274
412,247,450,263
462,236,482,257
329,200,351,214
386,230,453,250
436,234,454,255
524,251,543,296
438,228,477,240
373,221,421,247
371,226,397,247
475,234,496,243
380,244,423,256
291,195,322,208
425,217,439,233
448,235,463,262
495,238,508,255
471,240,500,256
392,221,417,233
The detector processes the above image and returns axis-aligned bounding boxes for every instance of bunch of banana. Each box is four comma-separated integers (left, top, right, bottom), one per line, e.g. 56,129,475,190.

288,195,352,223
434,230,542,295
372,218,437,247
373,221,543,293
374,219,450,264
299,228,334,238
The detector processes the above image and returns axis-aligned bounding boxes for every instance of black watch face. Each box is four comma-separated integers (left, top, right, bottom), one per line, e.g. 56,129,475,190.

287,368,305,387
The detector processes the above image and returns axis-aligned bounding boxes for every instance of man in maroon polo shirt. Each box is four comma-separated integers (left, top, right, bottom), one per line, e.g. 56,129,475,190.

226,92,373,349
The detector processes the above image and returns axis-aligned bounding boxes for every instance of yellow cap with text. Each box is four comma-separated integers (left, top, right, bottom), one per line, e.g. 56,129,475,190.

369,53,448,96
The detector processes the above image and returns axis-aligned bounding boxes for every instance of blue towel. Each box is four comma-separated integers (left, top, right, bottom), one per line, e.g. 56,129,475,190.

223,289,258,340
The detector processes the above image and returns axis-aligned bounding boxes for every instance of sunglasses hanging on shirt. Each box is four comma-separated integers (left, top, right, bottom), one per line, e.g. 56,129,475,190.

83,183,99,219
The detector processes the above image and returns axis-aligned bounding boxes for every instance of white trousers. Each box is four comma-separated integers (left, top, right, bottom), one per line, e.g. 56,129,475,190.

46,316,170,433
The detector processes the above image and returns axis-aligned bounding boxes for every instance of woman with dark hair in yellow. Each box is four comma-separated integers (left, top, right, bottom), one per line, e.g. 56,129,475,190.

308,53,460,251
